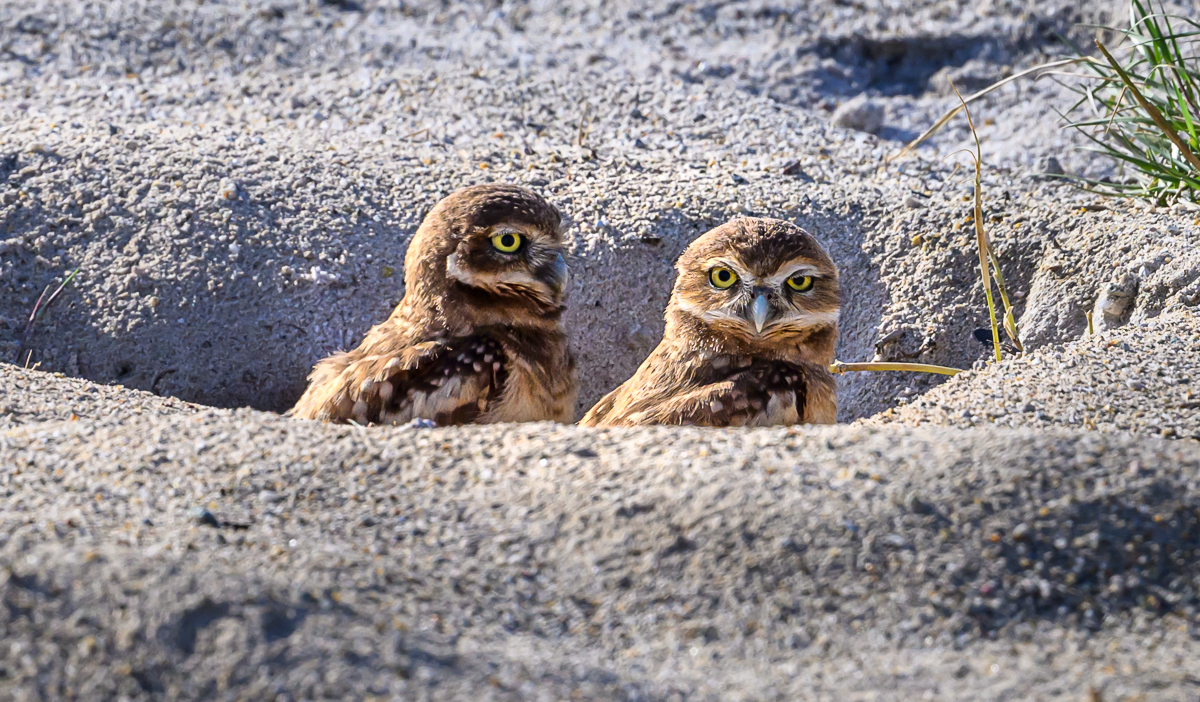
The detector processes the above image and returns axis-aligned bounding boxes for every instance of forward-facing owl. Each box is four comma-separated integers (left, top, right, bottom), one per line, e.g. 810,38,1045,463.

289,184,576,426
581,218,839,428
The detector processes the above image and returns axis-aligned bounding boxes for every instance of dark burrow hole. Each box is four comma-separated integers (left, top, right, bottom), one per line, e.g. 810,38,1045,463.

805,32,1056,97
812,34,991,96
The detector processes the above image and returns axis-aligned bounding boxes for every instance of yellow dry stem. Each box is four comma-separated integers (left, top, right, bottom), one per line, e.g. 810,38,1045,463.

895,58,1082,159
829,361,963,377
949,80,1004,363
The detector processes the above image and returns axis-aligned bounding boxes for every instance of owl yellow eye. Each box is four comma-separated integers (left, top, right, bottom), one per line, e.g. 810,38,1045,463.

787,275,814,292
709,267,738,289
490,231,522,253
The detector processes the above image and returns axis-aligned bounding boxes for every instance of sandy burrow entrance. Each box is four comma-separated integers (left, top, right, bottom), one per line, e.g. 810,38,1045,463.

1,51,1197,421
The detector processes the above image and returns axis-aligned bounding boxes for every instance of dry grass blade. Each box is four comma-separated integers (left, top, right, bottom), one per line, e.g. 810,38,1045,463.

987,246,1025,352
16,267,80,364
576,103,592,147
842,83,1025,379
897,2,1199,204
894,58,1082,159
949,80,1004,363
400,126,429,141
40,267,80,312
829,361,963,377
24,283,51,328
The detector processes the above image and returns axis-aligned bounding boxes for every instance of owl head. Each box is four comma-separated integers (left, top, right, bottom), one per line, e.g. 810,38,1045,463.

401,184,569,327
666,218,840,362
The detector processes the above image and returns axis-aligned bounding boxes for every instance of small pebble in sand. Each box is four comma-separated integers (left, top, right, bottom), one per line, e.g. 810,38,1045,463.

189,507,220,527
831,96,884,134
1031,156,1064,178
217,179,238,201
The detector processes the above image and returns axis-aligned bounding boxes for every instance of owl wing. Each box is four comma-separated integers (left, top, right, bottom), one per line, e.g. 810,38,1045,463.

586,361,835,428
288,335,508,426
578,386,620,427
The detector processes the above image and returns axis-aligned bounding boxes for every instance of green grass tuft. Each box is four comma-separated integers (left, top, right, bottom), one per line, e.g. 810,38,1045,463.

1061,0,1200,205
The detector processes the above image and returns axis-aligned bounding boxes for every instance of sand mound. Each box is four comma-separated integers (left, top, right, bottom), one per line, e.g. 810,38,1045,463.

869,310,1200,440
3,65,1198,419
4,411,1200,699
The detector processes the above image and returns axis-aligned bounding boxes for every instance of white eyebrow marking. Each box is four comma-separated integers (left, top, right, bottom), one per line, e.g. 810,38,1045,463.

446,251,541,288
485,223,556,246
674,299,840,332
445,251,477,284
773,309,840,329
702,258,758,285
765,262,827,289
674,297,743,323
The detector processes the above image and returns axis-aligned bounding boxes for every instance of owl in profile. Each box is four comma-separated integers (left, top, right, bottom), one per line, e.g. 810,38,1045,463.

289,184,576,426
581,218,839,427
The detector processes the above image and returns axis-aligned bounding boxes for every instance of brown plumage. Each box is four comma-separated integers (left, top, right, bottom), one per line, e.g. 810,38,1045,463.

581,218,839,428
289,184,576,426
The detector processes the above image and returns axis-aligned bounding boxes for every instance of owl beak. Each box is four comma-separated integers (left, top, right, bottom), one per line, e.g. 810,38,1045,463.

750,293,771,334
545,252,569,300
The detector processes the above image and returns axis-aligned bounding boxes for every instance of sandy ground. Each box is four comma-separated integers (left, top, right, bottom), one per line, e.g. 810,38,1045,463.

4,408,1200,700
2,1,1197,419
3,1,1200,699
867,310,1200,441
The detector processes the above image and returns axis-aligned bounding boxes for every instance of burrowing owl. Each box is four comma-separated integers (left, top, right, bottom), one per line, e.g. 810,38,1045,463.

581,218,839,427
289,184,577,425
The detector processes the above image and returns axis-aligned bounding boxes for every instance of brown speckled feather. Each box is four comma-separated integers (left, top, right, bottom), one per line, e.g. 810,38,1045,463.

582,218,839,428
585,352,835,427
290,184,576,426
